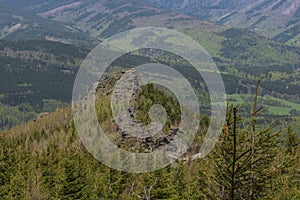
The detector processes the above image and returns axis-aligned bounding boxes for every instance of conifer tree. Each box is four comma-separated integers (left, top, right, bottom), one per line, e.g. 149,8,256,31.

59,152,91,200
212,82,284,199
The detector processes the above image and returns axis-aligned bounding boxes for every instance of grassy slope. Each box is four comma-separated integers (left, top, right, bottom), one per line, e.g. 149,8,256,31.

228,94,300,115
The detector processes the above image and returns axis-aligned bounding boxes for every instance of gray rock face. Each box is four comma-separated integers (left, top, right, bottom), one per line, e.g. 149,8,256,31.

111,69,185,153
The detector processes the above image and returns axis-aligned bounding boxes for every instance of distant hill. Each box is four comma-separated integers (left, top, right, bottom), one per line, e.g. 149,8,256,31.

0,0,219,40
143,0,300,46
0,40,89,128
0,40,89,107
0,1,95,45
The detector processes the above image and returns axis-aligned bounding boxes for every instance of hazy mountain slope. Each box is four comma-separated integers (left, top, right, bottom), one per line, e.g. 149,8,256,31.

2,0,217,40
143,0,300,46
0,40,88,107
0,40,90,129
0,2,94,45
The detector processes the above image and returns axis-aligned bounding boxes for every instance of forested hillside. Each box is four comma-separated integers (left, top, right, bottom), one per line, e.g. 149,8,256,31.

0,40,88,129
0,73,299,199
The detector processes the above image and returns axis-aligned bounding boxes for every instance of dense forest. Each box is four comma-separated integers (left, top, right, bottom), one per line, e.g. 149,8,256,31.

0,73,299,199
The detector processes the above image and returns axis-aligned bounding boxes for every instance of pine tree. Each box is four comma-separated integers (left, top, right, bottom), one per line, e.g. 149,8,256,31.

212,83,284,199
59,152,91,200
0,139,12,197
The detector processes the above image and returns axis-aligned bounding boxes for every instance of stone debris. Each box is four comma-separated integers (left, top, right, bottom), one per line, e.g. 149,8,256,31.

112,69,188,155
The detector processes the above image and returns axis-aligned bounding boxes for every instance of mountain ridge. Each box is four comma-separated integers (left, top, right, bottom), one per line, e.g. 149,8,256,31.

143,0,300,46
0,0,219,41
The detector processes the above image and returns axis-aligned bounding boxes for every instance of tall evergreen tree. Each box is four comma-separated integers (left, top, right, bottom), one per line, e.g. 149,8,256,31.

212,99,284,199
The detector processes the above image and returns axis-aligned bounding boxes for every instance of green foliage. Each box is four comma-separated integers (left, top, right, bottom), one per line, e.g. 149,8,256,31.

0,103,36,129
60,153,91,200
134,84,181,133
